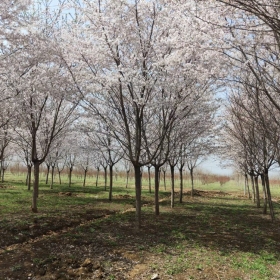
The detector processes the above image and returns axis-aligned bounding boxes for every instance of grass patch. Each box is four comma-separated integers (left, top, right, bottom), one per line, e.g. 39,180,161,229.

1,172,280,279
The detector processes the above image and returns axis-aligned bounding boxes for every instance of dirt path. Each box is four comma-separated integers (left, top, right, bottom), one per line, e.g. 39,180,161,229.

1,208,144,279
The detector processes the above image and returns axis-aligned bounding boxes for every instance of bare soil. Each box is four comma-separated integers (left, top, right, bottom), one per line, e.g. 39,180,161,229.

1,190,280,280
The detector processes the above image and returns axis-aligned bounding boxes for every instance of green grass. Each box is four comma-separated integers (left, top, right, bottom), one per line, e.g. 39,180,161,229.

1,171,280,279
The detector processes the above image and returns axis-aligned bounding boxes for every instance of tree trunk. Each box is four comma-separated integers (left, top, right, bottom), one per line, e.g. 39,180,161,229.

134,164,142,229
109,165,113,201
58,170,62,185
27,165,32,191
242,173,246,195
0,161,2,183
125,170,129,188
154,165,160,215
50,165,55,189
83,168,88,187
148,166,151,193
250,173,256,203
254,176,260,208
45,164,50,184
31,161,40,213
96,167,99,187
1,167,6,182
104,166,107,191
264,170,274,221
163,170,166,190
245,173,251,199
26,168,29,186
179,166,184,203
190,168,194,197
69,167,73,187
170,165,175,208
260,173,267,214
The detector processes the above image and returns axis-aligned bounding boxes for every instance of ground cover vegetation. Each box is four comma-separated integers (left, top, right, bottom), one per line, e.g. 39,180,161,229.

1,0,280,278
1,171,280,279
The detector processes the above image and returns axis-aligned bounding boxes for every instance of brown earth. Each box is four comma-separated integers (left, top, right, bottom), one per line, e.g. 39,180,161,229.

1,190,280,280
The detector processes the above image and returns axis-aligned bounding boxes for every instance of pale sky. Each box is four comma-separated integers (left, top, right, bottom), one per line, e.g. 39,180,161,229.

199,156,234,175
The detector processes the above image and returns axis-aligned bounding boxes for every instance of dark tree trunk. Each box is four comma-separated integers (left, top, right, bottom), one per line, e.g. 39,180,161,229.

83,167,88,187
104,166,107,191
254,175,261,208
260,173,267,214
50,164,55,189
45,164,50,184
250,173,256,203
264,170,274,221
68,167,73,187
190,168,194,197
109,165,113,201
58,170,62,185
179,166,184,203
1,169,3,183
27,164,32,191
0,162,2,183
26,168,29,186
154,165,160,215
148,166,151,193
170,165,175,208
125,169,129,188
95,167,99,187
163,170,166,190
31,161,40,213
245,173,251,199
134,164,142,229
2,167,5,182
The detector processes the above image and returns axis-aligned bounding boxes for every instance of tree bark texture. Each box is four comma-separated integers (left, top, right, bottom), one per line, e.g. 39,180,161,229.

109,165,113,201
134,165,142,229
154,165,160,215
170,165,175,208
190,168,194,197
179,166,183,203
104,166,107,191
45,164,50,184
50,165,55,189
96,167,99,187
83,168,88,187
245,173,251,199
32,161,40,212
260,174,267,215
254,176,260,208
264,170,274,221
250,174,256,203
148,166,151,194
68,167,73,187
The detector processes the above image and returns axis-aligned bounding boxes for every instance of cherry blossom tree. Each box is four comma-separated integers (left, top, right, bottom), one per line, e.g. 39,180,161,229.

0,122,12,181
0,0,33,130
160,163,168,191
221,81,279,219
61,0,224,227
7,14,80,212
85,122,123,201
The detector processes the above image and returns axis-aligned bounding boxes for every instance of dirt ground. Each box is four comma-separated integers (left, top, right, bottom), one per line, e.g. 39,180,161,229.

1,190,280,280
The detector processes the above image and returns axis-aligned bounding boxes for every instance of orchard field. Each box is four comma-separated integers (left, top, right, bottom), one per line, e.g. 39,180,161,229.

1,170,280,280
2,0,280,279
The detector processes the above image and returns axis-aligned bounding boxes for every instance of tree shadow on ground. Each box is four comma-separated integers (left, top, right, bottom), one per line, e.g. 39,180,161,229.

1,191,280,279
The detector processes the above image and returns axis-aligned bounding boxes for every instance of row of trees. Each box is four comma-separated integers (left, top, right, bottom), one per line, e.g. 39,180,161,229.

219,0,280,220
0,0,222,228
2,0,280,226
